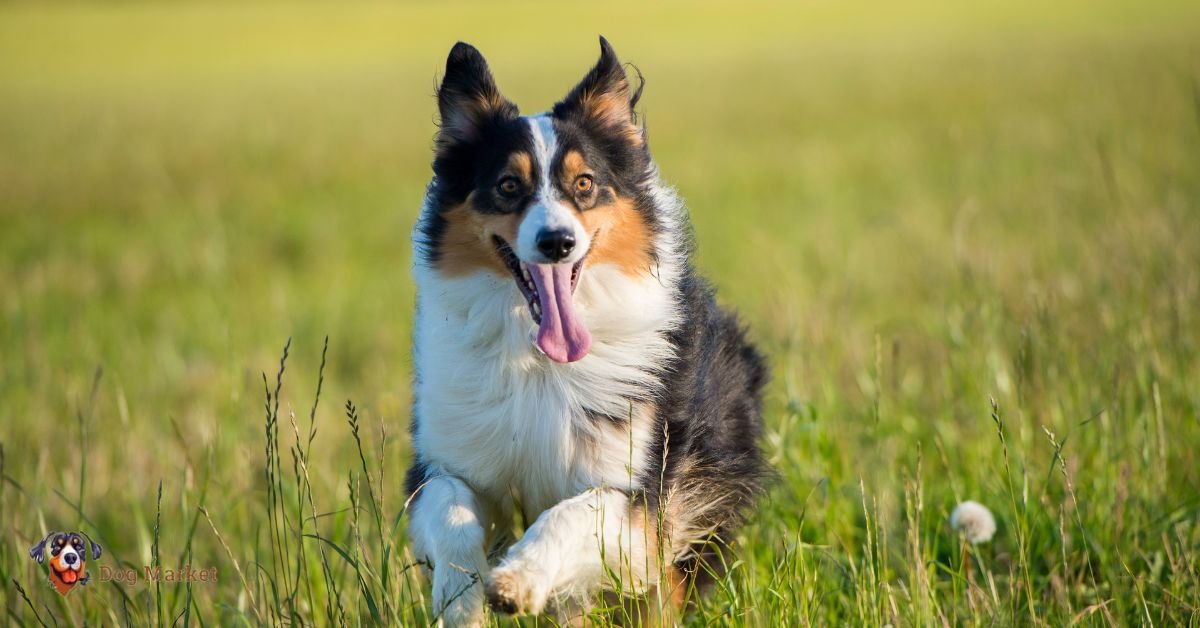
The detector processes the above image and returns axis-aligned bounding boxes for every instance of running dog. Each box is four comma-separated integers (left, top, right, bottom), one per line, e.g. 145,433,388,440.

406,36,767,625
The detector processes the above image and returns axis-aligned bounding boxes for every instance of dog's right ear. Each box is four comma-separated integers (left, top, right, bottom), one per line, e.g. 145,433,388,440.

436,42,517,150
81,532,102,560
553,36,643,145
29,532,56,565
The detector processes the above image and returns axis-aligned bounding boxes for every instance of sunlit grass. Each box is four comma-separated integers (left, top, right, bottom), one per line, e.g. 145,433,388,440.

2,1,1198,625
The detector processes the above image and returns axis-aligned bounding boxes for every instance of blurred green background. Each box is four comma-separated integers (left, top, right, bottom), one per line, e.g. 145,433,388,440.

2,1,1199,624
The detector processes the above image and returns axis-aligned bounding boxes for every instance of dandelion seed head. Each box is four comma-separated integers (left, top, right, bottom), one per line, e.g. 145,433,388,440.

951,500,996,544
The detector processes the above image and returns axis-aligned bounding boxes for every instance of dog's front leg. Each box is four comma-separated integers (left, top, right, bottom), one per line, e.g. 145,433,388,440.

408,473,491,627
485,488,662,617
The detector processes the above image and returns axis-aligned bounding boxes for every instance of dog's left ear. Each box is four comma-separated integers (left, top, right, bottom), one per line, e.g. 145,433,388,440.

81,532,102,560
436,41,518,151
554,36,644,143
29,532,56,564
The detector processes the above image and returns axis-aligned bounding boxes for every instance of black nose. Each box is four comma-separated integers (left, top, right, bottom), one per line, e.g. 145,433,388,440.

64,553,77,565
535,229,575,262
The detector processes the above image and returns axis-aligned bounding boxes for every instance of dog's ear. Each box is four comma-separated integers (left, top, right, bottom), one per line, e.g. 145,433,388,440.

554,36,644,143
29,532,56,564
436,42,517,150
81,532,102,560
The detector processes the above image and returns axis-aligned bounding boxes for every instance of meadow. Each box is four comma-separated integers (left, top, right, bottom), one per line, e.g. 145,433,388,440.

2,1,1199,625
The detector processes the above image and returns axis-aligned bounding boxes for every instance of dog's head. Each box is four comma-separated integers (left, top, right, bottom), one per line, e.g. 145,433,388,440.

30,531,101,595
420,37,660,364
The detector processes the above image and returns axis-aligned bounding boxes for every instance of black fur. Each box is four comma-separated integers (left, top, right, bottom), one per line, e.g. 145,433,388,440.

28,531,56,564
80,532,102,560
650,270,769,584
417,42,525,265
403,456,430,505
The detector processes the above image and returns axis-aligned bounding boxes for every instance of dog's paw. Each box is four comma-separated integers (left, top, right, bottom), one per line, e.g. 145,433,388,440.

432,564,486,628
485,564,551,616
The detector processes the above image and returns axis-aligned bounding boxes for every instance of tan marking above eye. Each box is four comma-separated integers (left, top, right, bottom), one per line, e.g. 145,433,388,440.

507,152,533,181
562,150,588,180
561,150,597,197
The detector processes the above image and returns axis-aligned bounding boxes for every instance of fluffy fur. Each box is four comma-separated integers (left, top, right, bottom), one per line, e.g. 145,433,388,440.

405,37,767,626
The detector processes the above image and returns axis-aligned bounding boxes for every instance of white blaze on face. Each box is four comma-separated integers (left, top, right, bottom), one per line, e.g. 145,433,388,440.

516,115,591,263
514,114,593,363
60,545,81,570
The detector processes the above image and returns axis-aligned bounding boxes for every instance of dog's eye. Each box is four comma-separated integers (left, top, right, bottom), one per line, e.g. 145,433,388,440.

574,175,594,195
497,176,520,197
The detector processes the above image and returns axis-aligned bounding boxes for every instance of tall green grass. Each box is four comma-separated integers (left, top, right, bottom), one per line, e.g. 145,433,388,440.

2,0,1199,625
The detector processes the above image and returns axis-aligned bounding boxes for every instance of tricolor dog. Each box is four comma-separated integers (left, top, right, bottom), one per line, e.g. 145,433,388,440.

29,531,102,596
405,37,767,625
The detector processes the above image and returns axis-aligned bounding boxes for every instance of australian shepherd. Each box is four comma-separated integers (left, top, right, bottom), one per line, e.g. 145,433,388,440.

405,37,767,626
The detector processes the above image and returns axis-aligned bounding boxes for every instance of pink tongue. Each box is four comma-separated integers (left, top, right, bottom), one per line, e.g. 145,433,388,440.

528,263,591,363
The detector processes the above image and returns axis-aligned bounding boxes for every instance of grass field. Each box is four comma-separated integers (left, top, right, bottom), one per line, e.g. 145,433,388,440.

3,1,1200,625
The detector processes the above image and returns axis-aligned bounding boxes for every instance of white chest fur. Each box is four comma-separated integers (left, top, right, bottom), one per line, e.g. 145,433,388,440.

412,262,677,517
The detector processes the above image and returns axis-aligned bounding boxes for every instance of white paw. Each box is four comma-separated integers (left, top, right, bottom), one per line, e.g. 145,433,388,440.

485,561,552,616
433,562,486,627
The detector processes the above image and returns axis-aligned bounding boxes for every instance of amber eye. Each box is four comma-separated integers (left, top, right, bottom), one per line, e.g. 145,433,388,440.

574,175,594,194
497,176,520,197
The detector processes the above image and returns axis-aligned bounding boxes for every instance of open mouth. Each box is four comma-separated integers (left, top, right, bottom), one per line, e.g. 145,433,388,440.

492,235,592,363
493,236,582,325
52,566,79,584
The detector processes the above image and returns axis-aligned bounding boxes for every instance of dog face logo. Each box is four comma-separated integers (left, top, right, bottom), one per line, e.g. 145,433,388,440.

29,531,102,596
